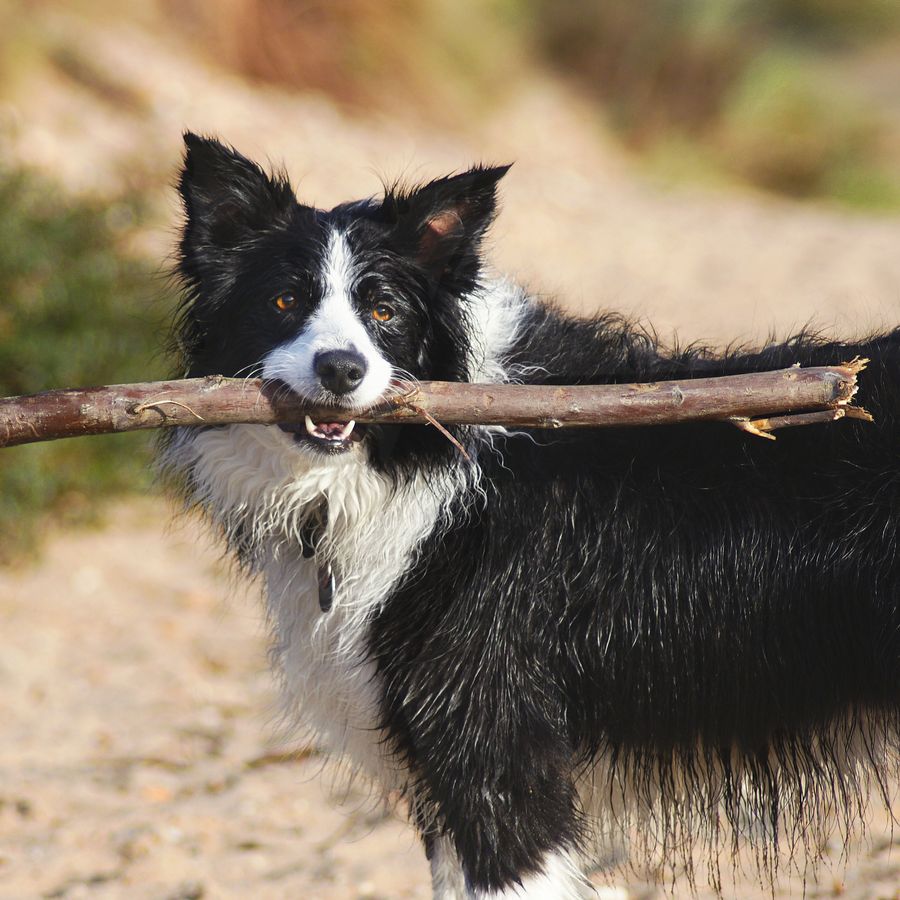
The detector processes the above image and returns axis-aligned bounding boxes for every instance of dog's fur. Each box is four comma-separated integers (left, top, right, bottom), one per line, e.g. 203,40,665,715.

161,133,900,898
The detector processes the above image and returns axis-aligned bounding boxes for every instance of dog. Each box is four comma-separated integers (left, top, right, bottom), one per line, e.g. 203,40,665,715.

160,132,899,898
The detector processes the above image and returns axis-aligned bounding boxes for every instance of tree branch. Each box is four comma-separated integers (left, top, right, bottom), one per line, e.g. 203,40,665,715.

0,361,869,449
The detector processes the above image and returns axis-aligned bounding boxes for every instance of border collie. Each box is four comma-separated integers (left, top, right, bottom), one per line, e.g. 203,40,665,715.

161,133,899,899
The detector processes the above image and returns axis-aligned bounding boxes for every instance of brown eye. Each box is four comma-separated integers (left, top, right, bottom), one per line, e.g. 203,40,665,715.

372,303,394,322
274,294,298,312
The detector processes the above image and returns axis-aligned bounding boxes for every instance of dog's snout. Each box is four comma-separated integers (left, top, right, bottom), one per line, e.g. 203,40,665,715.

314,349,368,395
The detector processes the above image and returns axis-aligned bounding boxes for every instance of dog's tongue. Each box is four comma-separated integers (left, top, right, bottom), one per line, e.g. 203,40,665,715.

317,422,345,438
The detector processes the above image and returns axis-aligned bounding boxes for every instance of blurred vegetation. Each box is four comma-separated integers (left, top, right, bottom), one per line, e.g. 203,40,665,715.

163,0,900,208
169,0,526,122
527,0,900,206
0,169,172,561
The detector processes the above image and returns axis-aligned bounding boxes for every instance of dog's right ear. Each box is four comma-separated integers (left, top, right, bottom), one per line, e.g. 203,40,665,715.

178,133,295,281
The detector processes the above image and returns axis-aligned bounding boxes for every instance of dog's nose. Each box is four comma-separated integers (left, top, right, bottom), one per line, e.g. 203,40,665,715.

314,349,368,395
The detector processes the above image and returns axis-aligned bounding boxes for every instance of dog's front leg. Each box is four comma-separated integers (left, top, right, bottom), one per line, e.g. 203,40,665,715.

372,560,599,895
393,668,590,897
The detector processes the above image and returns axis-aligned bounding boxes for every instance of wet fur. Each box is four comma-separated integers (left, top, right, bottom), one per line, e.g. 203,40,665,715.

162,133,899,898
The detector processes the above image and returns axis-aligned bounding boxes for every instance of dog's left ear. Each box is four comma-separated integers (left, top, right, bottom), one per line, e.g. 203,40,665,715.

384,164,511,271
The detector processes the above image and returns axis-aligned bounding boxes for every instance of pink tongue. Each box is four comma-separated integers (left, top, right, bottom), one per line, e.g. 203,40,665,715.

317,422,345,438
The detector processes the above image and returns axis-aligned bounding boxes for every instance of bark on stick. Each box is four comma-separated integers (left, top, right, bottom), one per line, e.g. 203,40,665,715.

0,362,868,449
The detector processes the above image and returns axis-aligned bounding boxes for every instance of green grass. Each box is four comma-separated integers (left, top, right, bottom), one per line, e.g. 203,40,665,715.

0,169,174,561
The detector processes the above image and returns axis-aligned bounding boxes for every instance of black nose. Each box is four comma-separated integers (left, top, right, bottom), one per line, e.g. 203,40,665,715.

314,349,368,395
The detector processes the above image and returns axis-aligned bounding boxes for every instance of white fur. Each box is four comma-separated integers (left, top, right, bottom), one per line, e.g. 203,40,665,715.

429,835,471,900
262,228,393,408
165,421,472,780
466,274,529,383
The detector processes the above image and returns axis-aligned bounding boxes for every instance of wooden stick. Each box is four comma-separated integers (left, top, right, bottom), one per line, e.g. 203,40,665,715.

0,362,868,449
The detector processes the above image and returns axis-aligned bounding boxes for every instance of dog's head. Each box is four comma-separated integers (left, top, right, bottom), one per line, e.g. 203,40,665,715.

175,133,509,456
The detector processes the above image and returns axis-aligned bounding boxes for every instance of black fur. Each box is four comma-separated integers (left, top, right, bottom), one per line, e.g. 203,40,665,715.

171,134,899,895
373,320,900,889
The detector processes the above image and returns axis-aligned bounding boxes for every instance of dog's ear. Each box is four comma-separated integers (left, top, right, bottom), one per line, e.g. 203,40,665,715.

383,165,511,272
178,133,295,271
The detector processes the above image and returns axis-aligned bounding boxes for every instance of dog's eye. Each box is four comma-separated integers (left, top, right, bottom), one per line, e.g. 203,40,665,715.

274,294,298,312
372,303,394,323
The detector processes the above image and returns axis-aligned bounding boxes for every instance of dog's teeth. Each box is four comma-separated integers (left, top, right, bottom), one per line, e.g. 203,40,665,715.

304,415,317,437
339,420,356,440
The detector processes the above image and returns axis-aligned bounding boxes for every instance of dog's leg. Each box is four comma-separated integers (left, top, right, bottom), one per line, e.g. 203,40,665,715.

377,617,593,895
426,833,471,900
477,849,599,899
427,836,608,900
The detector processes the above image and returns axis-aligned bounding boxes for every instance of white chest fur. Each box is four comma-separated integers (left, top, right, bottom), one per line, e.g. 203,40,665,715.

165,423,466,780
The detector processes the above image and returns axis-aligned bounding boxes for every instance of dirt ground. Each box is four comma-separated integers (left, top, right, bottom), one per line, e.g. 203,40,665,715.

0,7,898,899
0,503,896,900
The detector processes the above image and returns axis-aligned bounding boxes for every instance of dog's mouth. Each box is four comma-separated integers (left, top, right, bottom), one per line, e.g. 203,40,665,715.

278,415,367,454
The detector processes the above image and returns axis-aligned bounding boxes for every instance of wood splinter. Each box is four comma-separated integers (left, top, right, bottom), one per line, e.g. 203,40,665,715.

733,408,849,440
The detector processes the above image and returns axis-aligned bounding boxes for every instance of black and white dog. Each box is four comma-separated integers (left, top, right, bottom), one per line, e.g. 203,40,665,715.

162,133,899,898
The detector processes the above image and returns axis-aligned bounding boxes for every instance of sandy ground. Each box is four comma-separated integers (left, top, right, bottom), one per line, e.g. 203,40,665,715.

0,501,431,900
0,503,896,900
0,6,898,898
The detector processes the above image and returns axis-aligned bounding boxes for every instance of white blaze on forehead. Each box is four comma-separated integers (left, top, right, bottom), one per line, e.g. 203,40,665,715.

262,228,393,407
322,226,354,316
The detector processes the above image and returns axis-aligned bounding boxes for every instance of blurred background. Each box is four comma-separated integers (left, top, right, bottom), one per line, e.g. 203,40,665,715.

0,2,898,898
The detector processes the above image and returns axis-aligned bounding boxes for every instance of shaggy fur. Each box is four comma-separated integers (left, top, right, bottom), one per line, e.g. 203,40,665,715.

161,133,899,898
